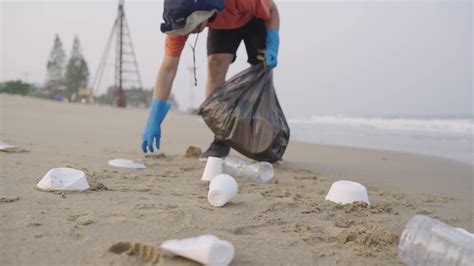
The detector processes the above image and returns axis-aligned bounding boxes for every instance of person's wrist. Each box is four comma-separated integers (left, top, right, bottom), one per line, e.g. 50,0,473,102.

150,98,171,122
151,98,167,106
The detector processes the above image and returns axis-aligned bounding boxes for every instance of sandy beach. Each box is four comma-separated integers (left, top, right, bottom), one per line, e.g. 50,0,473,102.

0,94,472,265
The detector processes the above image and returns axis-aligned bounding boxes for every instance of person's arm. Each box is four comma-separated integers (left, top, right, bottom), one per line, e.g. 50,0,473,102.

141,55,180,153
265,1,280,30
153,55,180,100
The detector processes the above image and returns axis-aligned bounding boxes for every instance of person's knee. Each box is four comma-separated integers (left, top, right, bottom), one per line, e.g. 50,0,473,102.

208,54,232,76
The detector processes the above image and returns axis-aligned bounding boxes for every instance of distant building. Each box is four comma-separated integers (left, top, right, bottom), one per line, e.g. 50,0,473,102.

94,86,179,109
69,88,94,104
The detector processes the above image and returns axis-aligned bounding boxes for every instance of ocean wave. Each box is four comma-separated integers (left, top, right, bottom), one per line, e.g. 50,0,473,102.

288,116,473,135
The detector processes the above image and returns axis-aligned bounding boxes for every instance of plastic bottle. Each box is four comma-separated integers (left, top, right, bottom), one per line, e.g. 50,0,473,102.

398,215,474,266
222,156,274,183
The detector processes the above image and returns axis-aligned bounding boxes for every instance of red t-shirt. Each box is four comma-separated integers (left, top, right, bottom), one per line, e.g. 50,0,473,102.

165,0,271,57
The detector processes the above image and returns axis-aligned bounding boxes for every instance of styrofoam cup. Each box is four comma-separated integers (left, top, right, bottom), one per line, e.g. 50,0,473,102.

108,158,145,169
325,180,370,205
208,174,238,207
160,234,235,265
36,168,89,191
201,157,222,182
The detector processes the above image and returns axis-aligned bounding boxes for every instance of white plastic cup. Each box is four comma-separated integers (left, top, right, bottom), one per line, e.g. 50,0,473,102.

201,157,222,182
160,234,235,265
208,174,238,207
325,180,370,205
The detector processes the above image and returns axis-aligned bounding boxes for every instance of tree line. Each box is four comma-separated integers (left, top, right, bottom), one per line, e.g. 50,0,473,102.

45,34,90,101
1,34,177,109
0,34,90,102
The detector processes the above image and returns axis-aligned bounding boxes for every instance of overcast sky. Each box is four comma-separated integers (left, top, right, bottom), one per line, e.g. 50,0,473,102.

1,0,472,117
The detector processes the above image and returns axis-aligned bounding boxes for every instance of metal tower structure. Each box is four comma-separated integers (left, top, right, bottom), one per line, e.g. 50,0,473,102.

91,0,143,108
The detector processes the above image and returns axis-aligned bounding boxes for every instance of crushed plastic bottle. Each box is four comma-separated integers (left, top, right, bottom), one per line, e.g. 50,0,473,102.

222,156,274,183
398,215,474,266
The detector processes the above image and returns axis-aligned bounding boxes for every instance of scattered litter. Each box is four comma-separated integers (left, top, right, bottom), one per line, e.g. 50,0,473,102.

325,180,370,205
0,141,28,153
208,174,238,207
185,146,202,158
223,156,274,183
108,159,145,169
160,234,235,265
36,168,90,191
0,197,20,203
201,156,222,182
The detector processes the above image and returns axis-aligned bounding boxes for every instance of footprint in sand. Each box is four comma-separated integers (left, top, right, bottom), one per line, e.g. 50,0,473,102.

232,223,268,235
162,204,178,210
145,153,166,159
109,242,161,264
260,189,292,198
293,175,319,181
67,214,94,226
0,197,20,203
66,214,94,240
279,223,328,246
135,203,157,210
180,166,201,172
27,222,42,227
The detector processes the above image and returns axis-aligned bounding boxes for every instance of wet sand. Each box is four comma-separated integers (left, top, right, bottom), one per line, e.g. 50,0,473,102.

0,95,472,265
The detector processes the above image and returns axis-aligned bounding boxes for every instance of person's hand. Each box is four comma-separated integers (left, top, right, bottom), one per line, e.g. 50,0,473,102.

142,99,171,153
265,29,279,68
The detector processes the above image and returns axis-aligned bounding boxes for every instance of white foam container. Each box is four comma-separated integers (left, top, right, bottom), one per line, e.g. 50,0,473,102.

36,168,89,191
108,159,145,169
325,180,370,205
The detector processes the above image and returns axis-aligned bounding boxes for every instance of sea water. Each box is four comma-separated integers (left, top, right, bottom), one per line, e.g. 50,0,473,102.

288,116,473,165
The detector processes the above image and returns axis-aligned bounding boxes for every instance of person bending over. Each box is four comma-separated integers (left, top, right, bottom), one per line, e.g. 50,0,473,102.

142,0,280,160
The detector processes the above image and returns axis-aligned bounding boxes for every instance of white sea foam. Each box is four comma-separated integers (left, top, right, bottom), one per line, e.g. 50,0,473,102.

287,116,473,164
288,116,473,136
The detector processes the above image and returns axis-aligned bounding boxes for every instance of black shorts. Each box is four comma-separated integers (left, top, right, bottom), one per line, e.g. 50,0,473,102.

207,18,266,65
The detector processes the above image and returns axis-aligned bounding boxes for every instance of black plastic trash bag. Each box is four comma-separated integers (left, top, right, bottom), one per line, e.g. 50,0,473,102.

199,65,290,162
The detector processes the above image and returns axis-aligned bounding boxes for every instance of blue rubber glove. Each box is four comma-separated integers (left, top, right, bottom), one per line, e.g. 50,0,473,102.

142,99,171,153
265,29,279,68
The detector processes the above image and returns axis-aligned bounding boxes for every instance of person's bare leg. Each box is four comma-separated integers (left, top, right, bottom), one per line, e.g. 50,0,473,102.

200,53,234,160
206,53,234,97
